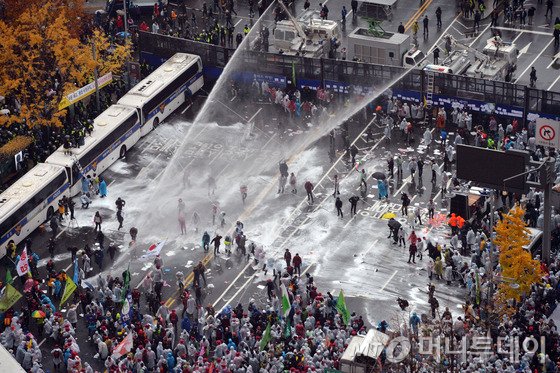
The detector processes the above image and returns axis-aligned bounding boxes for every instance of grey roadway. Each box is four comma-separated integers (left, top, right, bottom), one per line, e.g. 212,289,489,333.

22,92,464,371
86,0,560,90
158,0,560,91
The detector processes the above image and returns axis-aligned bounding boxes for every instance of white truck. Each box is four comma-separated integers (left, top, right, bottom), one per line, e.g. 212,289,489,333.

272,18,341,57
444,35,518,81
348,28,427,67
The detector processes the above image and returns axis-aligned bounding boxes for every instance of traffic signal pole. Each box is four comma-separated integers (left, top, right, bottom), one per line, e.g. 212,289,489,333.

542,158,554,264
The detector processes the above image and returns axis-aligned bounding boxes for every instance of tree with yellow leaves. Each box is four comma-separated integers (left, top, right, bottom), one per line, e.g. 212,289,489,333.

92,28,133,78
0,1,131,128
493,206,542,302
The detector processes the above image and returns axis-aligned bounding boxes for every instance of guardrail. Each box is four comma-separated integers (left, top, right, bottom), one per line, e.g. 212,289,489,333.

138,31,560,123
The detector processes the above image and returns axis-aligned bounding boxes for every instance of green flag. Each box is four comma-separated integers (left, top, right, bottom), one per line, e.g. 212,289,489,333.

280,284,291,317
259,323,272,351
0,284,22,312
292,62,296,86
336,290,351,325
60,278,77,307
5,269,13,285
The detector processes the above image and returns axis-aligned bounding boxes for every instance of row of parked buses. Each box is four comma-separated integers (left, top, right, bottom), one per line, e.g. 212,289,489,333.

0,53,204,256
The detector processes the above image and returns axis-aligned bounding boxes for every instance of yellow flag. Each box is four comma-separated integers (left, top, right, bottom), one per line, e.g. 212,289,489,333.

0,284,23,312
60,278,77,307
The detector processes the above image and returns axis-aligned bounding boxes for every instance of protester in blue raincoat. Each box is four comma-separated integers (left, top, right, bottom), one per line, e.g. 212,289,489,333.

377,179,388,200
81,177,90,194
41,294,56,313
409,312,421,335
54,278,62,299
99,177,108,198
181,315,191,332
166,352,176,372
227,338,237,351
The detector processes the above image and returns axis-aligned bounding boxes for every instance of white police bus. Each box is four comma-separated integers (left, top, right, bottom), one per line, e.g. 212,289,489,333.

117,53,204,136
0,53,204,253
0,163,70,253
46,53,203,195
45,104,141,196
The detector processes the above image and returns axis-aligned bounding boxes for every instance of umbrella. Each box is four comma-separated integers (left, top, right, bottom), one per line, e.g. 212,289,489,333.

388,218,401,230
371,171,386,180
116,31,132,38
31,310,46,319
382,212,397,220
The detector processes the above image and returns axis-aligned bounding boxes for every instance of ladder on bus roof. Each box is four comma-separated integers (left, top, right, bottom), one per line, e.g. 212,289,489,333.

71,154,86,179
425,71,435,109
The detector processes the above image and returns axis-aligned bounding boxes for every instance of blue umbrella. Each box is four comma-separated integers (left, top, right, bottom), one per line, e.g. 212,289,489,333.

116,31,131,38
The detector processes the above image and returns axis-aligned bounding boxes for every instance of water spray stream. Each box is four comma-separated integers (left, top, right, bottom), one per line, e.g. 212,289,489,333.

129,0,431,263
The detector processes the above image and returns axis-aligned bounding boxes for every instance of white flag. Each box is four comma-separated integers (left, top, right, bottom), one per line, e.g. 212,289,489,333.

122,298,130,315
139,240,166,262
112,333,133,358
16,248,29,277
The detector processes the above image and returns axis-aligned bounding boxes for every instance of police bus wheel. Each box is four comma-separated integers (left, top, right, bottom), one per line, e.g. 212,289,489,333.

153,117,160,129
46,206,55,221
119,145,127,159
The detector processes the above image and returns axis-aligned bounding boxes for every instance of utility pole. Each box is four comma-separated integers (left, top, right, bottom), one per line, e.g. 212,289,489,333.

123,0,131,89
92,41,101,114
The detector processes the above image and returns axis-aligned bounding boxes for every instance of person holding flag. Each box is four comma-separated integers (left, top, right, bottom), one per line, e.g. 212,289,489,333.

336,289,351,326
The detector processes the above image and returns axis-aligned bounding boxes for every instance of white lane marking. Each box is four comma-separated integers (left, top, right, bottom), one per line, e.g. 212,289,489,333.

515,38,554,83
261,133,278,150
136,153,161,179
212,261,253,308
494,26,553,36
381,270,398,291
518,42,532,55
547,74,560,91
427,14,462,55
511,32,524,44
247,108,262,123
469,22,492,48
141,137,158,154
343,210,360,228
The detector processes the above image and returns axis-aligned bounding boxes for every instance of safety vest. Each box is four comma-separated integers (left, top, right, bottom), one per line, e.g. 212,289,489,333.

243,26,250,35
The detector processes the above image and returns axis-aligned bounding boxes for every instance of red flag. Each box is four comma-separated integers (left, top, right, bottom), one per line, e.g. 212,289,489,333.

16,248,29,277
112,333,133,358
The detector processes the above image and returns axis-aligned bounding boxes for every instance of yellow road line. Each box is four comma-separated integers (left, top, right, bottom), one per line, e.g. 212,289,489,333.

165,252,213,307
404,0,433,30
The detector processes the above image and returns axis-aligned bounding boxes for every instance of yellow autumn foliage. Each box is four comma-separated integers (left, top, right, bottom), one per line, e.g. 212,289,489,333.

0,136,33,159
0,1,131,129
494,206,542,302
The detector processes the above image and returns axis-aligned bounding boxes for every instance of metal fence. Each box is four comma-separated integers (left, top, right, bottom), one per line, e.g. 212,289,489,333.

138,31,560,121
